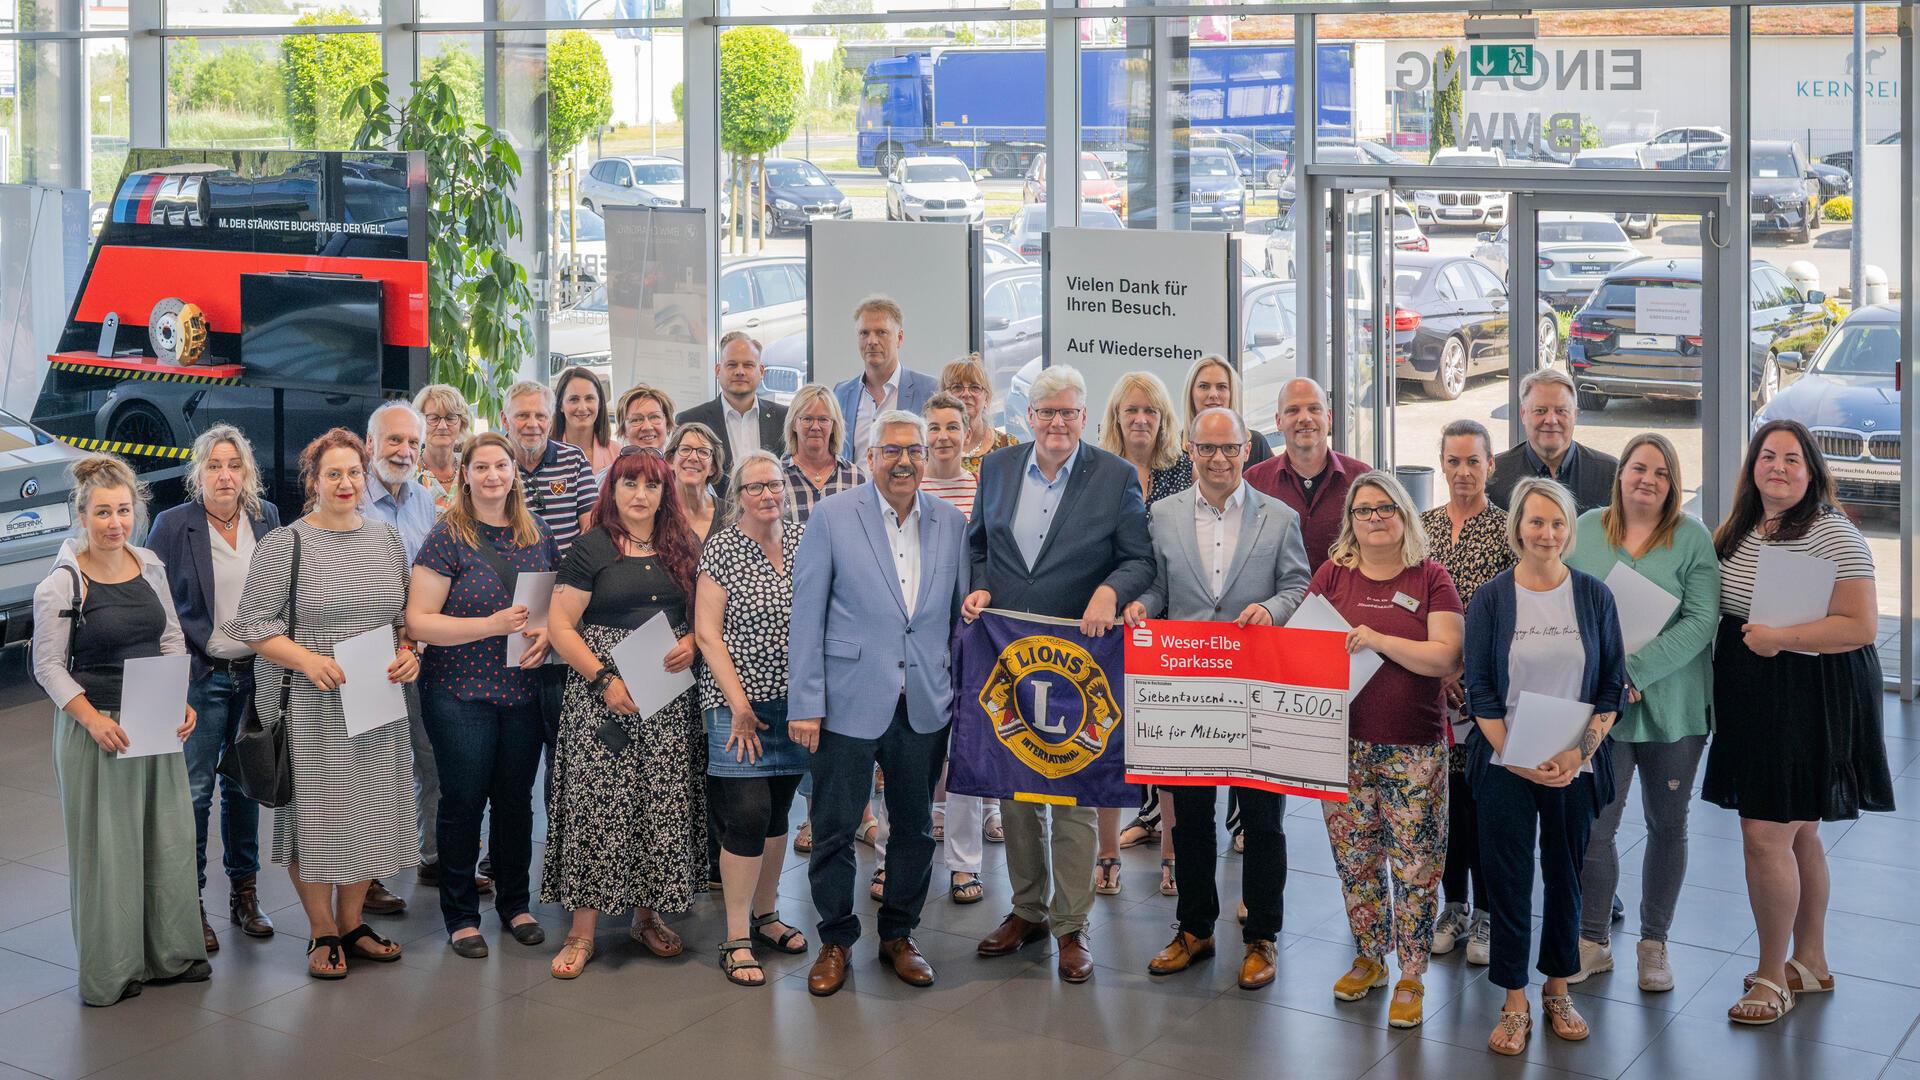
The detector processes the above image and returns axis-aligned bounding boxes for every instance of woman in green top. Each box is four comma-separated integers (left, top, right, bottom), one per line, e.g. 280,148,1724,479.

1563,432,1720,995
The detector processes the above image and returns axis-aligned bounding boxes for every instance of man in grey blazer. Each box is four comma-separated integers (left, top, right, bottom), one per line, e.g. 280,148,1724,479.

1123,407,1311,991
832,295,941,465
788,409,969,997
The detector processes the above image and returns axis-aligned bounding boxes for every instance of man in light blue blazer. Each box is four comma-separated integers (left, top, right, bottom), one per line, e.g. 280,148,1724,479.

788,408,968,997
1123,406,1311,992
832,295,941,466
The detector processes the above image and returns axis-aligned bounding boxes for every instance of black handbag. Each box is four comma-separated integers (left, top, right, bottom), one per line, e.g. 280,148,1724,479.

218,532,300,808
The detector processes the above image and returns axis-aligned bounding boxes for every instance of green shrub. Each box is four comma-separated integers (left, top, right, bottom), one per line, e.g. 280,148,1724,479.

1824,195,1852,222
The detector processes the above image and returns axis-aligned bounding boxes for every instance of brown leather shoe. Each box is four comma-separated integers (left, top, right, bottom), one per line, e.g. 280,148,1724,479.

474,873,494,896
362,879,406,915
808,943,851,996
1148,929,1214,976
977,913,1050,957
200,904,219,954
1057,930,1094,983
878,937,936,987
230,875,274,938
1239,941,1278,990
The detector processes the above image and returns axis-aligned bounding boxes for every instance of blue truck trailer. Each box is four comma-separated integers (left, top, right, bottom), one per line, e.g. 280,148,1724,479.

856,43,1356,176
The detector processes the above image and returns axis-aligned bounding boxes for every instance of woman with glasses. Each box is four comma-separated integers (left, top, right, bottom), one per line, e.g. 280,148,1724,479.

694,451,811,985
666,422,723,542
1182,355,1274,468
617,385,677,455
1312,471,1464,1030
1463,477,1625,1054
939,355,1019,474
553,367,618,479
782,384,862,526
413,384,475,514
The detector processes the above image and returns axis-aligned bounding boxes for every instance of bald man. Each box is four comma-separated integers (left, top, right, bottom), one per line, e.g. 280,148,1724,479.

1241,378,1371,572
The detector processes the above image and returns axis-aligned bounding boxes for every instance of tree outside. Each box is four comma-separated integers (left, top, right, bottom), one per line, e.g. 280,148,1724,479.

719,25,804,250
282,9,383,148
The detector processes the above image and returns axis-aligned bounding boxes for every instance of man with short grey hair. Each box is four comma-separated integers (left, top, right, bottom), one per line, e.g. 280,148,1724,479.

1488,367,1618,514
505,380,596,550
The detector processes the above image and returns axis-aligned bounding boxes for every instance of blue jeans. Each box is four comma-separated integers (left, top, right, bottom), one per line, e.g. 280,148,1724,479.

421,692,545,934
183,667,260,892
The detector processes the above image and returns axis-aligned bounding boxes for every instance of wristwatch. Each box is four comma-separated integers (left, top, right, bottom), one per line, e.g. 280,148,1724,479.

588,666,616,694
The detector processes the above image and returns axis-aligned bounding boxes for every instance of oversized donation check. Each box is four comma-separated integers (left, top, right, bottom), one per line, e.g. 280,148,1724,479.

1124,619,1352,801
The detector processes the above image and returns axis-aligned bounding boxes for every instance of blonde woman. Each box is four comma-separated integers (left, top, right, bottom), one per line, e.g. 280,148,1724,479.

940,354,1019,473
1182,355,1274,466
781,384,862,525
413,383,475,513
666,421,724,542
617,384,677,453
1311,470,1464,1029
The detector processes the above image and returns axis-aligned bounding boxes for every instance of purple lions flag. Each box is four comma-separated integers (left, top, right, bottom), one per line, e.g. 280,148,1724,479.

947,610,1139,808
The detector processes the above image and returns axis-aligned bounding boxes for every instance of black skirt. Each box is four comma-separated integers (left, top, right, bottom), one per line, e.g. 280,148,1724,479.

1702,614,1895,823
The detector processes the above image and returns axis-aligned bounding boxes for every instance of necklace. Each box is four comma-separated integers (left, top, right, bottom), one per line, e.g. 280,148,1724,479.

207,505,241,532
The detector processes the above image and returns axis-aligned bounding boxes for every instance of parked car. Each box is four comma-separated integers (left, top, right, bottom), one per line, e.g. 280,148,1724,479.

1823,131,1900,175
885,156,985,223
1239,278,1300,423
1618,126,1729,167
1808,161,1853,204
1472,212,1644,309
1411,147,1508,229
1570,149,1657,237
1266,195,1427,278
1006,202,1123,259
552,205,608,289
983,238,1029,266
1662,142,1850,210
739,157,852,234
1275,139,1401,203
1375,252,1560,400
1568,258,1831,411
1192,130,1291,190
1022,152,1125,216
579,155,685,213
1179,148,1246,231
1753,302,1899,507
1749,140,1824,243
0,409,87,645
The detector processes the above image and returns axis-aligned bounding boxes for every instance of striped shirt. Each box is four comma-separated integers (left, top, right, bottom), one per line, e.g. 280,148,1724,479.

1717,509,1874,620
518,439,597,552
783,457,861,524
920,472,978,520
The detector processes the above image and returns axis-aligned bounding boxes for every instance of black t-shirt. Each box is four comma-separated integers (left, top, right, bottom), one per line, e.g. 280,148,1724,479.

71,574,166,711
556,527,688,631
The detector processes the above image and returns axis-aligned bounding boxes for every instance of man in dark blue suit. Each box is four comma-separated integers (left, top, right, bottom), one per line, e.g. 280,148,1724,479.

964,364,1153,983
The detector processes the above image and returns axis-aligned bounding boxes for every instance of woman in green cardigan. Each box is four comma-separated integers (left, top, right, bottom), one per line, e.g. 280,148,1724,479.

1564,432,1720,994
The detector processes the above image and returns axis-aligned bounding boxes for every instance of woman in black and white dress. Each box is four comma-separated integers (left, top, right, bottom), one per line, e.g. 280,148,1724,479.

227,429,420,981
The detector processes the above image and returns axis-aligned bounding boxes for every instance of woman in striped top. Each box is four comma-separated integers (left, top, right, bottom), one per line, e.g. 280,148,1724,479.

1706,420,1893,1026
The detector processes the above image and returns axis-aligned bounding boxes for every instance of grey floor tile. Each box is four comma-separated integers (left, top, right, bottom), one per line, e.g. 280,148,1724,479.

832,924,1038,1012
1364,1036,1602,1079
395,917,565,996
238,959,507,1057
0,783,42,810
16,845,66,875
0,911,77,969
0,984,224,1080
380,995,659,1080
82,1016,394,1080
1827,816,1920,873
0,945,76,1014
1616,1013,1892,1080
626,974,943,1078
1243,934,1483,1026
0,1064,45,1080
166,925,319,1017
1557,931,1735,1015
1728,908,1920,989
1100,1061,1216,1080
0,791,62,861
848,1011,1127,1080
1884,1058,1920,1080
959,962,1217,1056
1612,876,1758,954
1418,977,1677,1079
0,861,70,934
1135,997,1404,1080
521,928,780,1042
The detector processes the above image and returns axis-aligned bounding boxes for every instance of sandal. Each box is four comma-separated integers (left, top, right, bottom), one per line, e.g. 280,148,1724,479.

1729,976,1794,1026
869,869,887,902
340,924,402,963
932,810,945,842
1094,857,1123,896
751,911,807,954
1159,859,1178,897
631,914,683,957
719,938,765,987
983,809,1005,844
855,820,879,847
306,935,347,980
1744,957,1835,995
1232,831,1245,854
950,872,985,905
793,821,813,854
550,935,595,979
1542,994,1589,1041
1488,1009,1532,1056
1118,821,1159,849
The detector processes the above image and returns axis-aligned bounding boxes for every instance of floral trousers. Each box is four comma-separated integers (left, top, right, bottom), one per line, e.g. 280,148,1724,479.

1321,739,1449,976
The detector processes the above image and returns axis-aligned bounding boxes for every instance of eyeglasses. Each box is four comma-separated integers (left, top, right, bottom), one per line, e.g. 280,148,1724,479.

1191,442,1244,459
947,383,987,394
796,416,834,428
1033,407,1082,423
738,479,786,497
673,446,714,461
424,413,462,428
1349,504,1401,521
875,444,928,462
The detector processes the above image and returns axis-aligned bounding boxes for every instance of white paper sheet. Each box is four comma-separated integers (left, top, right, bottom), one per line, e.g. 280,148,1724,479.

504,571,558,667
610,611,696,719
1750,546,1837,657
335,625,409,737
1603,562,1682,656
1284,592,1383,695
1492,690,1595,774
117,654,190,758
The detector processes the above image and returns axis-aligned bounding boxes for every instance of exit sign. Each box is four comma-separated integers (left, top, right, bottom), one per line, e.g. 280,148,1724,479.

1470,44,1535,78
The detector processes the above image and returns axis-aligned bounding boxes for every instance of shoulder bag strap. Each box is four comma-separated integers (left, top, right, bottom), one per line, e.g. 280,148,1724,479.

57,564,84,671
467,531,520,597
279,532,300,713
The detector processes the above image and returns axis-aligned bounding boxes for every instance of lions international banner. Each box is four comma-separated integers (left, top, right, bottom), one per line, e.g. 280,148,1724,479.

1124,619,1353,801
947,610,1139,808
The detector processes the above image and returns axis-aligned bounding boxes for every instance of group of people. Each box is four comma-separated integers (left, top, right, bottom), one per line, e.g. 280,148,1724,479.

30,295,1894,1061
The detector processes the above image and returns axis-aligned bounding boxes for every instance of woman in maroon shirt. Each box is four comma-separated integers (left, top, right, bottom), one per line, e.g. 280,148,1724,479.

1309,470,1464,1030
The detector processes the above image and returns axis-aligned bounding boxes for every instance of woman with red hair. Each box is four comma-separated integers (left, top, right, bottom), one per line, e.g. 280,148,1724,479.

540,449,705,979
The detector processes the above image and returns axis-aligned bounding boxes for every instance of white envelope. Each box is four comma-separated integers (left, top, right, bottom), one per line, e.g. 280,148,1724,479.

1603,561,1681,656
504,571,559,668
610,611,696,720
1749,546,1836,657
335,625,410,737
117,654,190,758
1284,592,1384,695
1492,690,1595,774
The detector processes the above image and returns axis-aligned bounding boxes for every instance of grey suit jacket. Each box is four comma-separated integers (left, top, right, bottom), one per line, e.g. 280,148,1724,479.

1134,484,1312,626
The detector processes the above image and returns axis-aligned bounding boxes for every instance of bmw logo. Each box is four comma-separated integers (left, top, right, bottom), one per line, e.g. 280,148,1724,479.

19,478,36,498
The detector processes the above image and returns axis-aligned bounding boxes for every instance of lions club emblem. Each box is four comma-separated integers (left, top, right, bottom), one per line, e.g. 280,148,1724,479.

979,634,1121,778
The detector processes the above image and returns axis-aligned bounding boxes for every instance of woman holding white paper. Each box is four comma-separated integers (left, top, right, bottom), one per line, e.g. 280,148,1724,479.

31,453,208,1006
227,429,420,981
1705,420,1891,1026
1462,477,1624,1056
405,432,561,958
541,448,705,979
1564,433,1720,994
1310,470,1464,1030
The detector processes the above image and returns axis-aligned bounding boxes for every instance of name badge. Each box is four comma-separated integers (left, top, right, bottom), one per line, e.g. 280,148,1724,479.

1391,591,1420,613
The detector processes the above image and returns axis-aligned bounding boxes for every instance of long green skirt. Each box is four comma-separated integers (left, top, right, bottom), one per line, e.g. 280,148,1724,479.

53,709,208,1006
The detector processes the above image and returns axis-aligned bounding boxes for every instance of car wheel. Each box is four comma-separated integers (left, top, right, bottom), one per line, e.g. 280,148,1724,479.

985,147,1020,177
1425,336,1469,400
1536,317,1559,370
876,143,903,176
105,402,172,449
1577,387,1609,412
1265,167,1283,190
1808,198,1823,231
580,199,594,215
1756,353,1781,407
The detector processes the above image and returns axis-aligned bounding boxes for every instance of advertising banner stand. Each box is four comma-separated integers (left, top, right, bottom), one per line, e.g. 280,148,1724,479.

604,205,710,410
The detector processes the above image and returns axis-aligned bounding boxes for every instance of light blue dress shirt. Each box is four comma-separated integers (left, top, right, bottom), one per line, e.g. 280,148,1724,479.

1013,442,1080,571
363,478,439,563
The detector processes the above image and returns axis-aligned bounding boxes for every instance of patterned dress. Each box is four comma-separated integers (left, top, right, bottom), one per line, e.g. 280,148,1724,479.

226,518,415,884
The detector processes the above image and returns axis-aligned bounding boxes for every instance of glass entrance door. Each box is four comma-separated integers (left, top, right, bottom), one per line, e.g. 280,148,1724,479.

1328,187,1394,467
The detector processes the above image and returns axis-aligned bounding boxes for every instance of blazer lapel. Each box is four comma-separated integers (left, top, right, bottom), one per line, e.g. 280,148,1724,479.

912,492,940,615
186,510,217,621
1032,448,1094,570
854,486,910,618
1221,493,1267,598
1173,489,1210,599
759,403,783,452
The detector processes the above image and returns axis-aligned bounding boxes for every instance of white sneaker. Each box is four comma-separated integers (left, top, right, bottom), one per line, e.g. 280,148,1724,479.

1637,938,1674,993
1432,904,1470,955
1465,913,1491,966
1567,938,1613,985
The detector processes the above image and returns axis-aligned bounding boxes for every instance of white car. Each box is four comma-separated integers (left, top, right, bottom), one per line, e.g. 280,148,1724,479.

1411,147,1508,229
1472,211,1644,308
1265,196,1427,278
578,155,685,213
1617,126,1729,168
552,206,609,288
885,156,985,224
